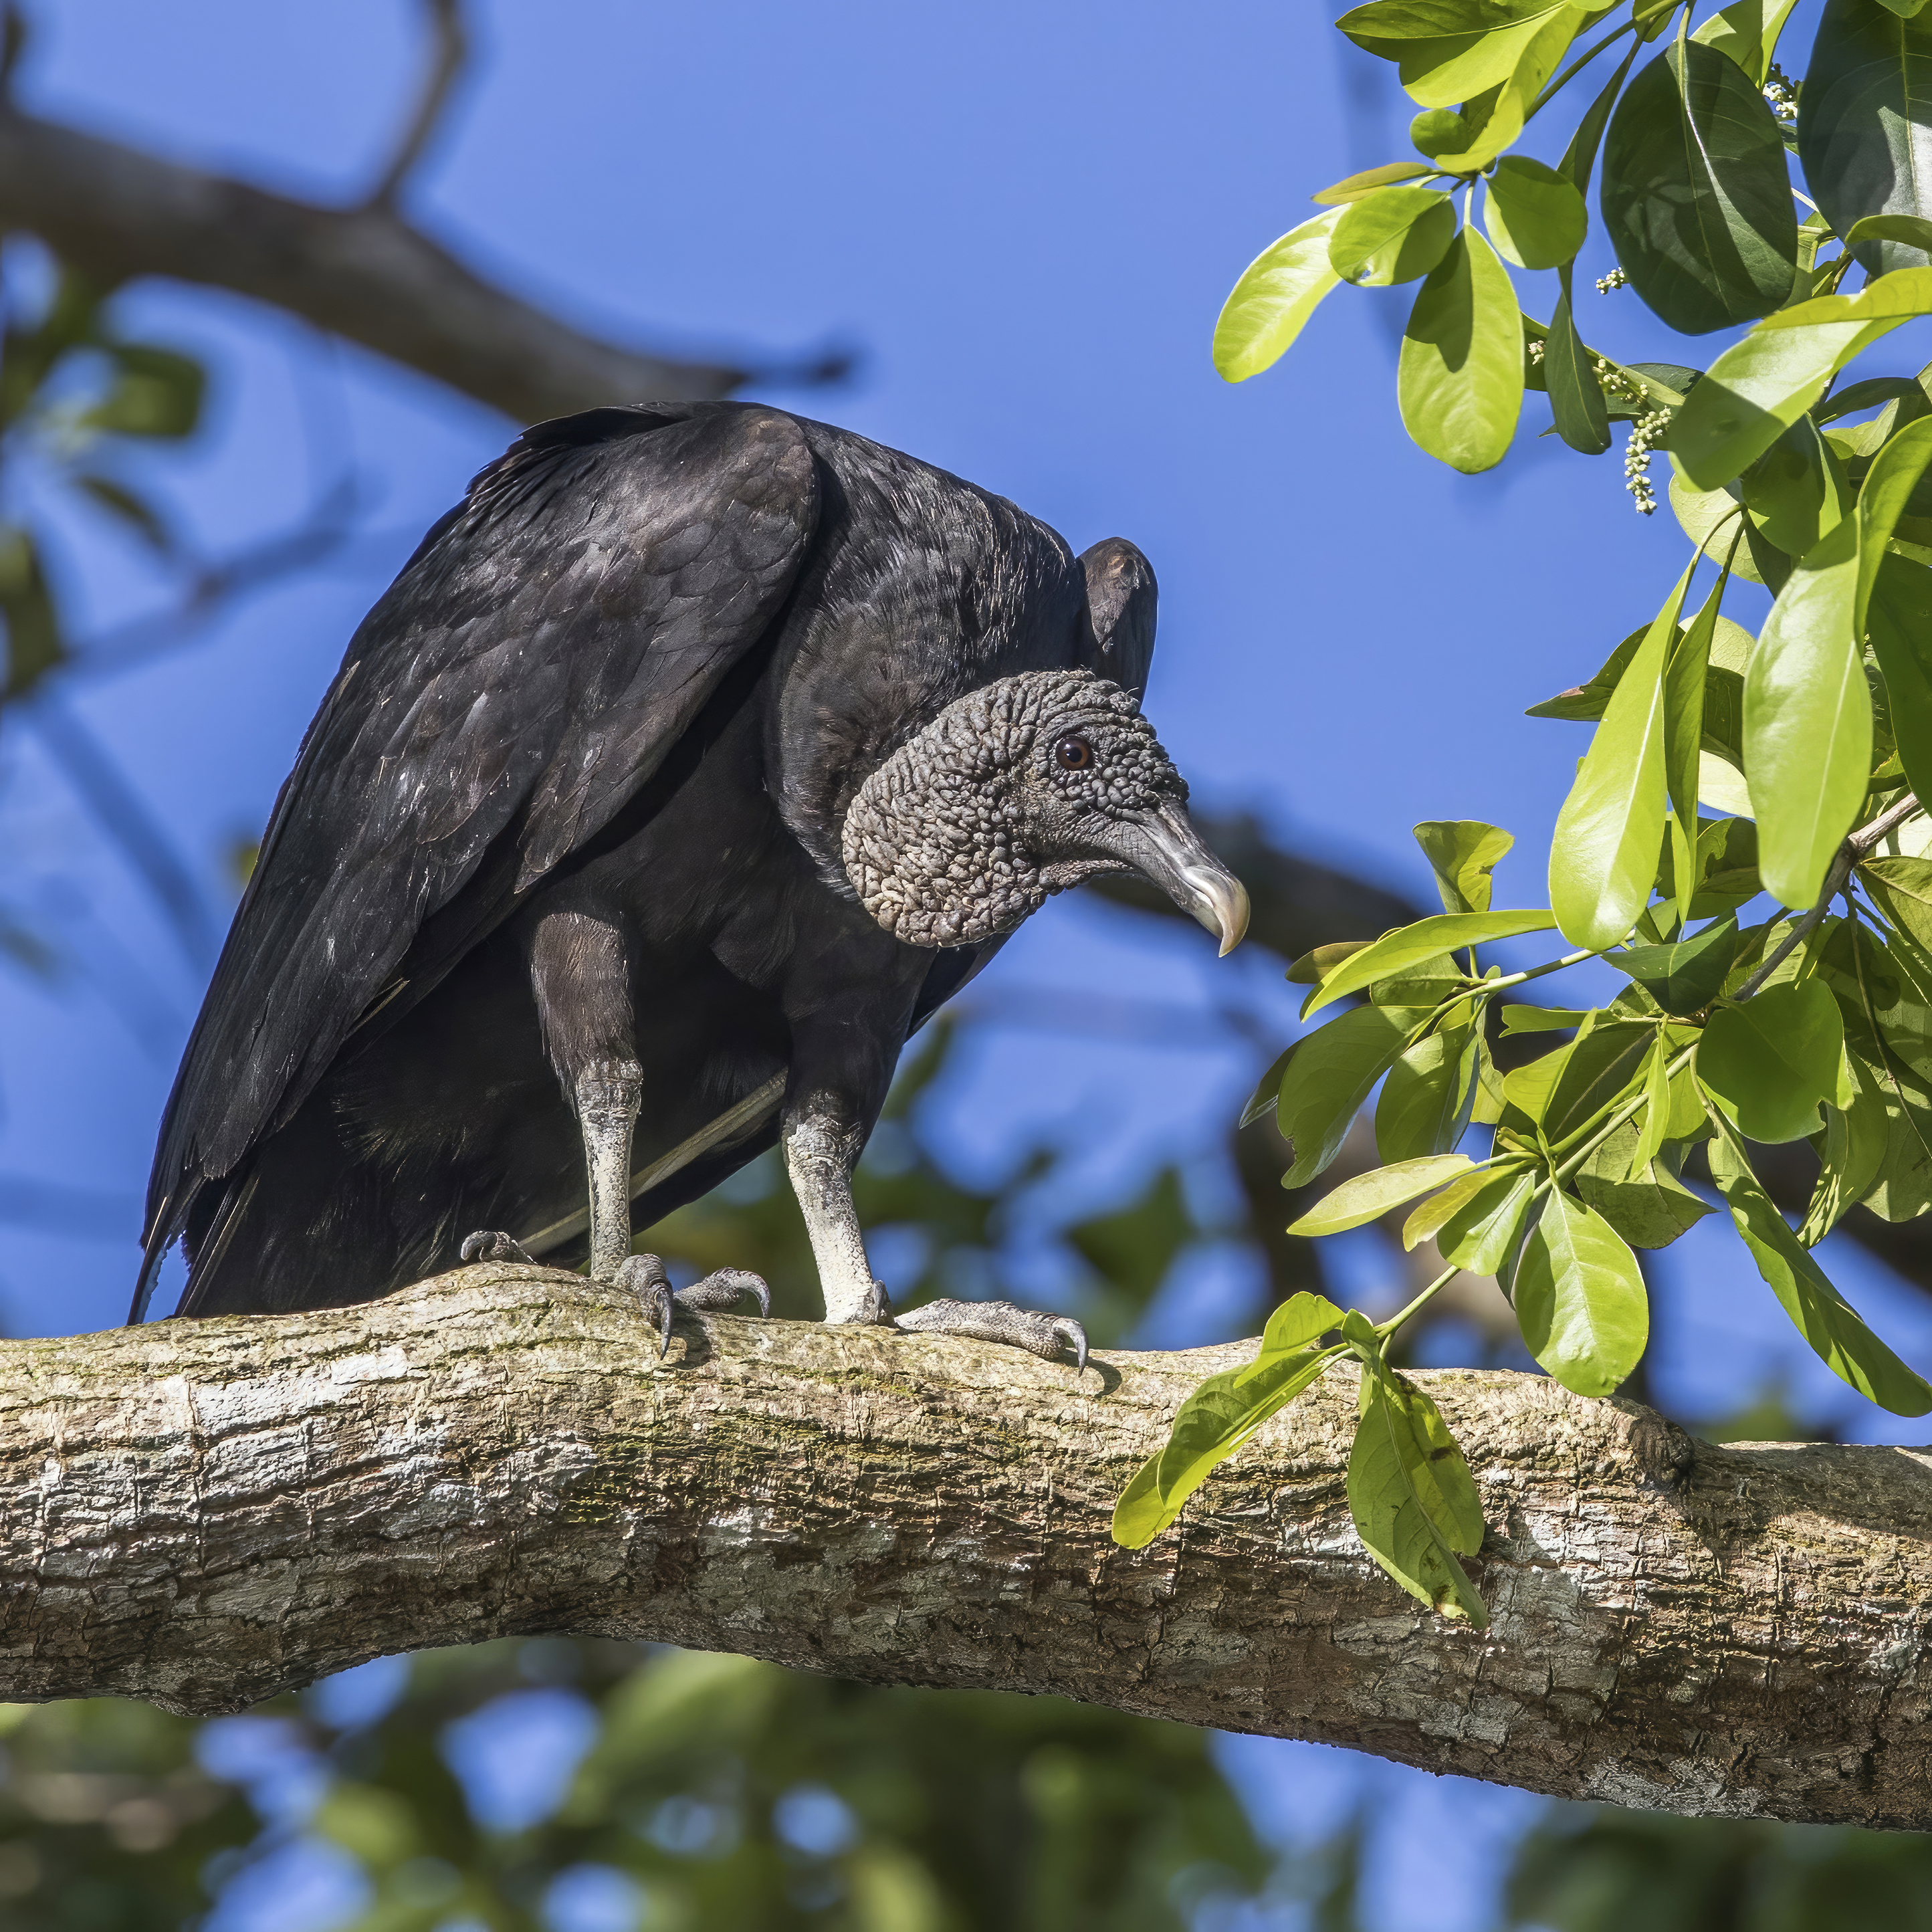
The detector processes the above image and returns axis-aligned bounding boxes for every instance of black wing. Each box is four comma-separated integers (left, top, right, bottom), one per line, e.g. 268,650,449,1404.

140,403,819,1310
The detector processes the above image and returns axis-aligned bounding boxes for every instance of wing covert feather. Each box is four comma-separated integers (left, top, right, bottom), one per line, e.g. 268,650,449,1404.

146,403,817,1249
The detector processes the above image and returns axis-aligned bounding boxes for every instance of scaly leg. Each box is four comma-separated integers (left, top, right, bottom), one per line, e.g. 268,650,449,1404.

782,1089,1086,1373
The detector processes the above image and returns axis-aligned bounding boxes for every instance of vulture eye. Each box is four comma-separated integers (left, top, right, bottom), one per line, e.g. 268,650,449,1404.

1055,734,1094,772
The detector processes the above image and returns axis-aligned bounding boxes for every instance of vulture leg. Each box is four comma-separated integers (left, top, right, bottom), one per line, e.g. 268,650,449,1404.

782,1042,1088,1374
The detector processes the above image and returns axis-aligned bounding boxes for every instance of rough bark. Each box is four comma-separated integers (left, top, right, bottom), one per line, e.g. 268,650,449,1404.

3,1265,1930,1828
0,107,746,421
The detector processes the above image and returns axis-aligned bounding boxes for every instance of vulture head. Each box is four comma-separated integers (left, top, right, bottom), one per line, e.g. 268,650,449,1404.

841,668,1250,953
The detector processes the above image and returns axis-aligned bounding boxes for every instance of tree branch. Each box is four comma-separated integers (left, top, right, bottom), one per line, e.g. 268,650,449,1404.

0,106,756,422
5,1263,1929,1828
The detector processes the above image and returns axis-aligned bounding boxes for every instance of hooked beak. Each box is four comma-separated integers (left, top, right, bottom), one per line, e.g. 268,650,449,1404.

1100,802,1251,956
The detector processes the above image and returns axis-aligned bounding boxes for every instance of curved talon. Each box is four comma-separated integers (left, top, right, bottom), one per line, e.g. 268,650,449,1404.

461,1230,534,1265
1053,1317,1089,1377
614,1252,674,1356
676,1268,770,1317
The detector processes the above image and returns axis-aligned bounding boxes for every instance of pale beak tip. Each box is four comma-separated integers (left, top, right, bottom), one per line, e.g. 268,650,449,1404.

1217,877,1251,956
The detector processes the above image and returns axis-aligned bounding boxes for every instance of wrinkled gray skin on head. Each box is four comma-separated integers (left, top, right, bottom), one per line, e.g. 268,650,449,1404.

843,668,1239,951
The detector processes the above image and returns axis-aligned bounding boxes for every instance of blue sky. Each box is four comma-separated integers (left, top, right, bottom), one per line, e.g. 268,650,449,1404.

3,1,1928,1922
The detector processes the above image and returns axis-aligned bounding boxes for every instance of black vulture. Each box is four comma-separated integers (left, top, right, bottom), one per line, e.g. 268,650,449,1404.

135,403,1247,1366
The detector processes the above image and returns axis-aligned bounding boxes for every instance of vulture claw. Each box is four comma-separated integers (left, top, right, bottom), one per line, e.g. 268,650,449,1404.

461,1229,536,1265
615,1252,675,1357
675,1268,771,1318
893,1297,1090,1378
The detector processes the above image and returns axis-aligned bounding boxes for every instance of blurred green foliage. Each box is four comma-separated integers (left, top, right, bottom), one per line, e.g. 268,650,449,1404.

0,1638,1281,1931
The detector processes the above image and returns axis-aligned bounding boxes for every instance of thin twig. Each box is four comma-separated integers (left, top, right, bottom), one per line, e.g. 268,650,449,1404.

366,0,471,209
1733,793,1921,1000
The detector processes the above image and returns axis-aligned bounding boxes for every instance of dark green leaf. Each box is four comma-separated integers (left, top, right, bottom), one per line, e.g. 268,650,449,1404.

1708,1125,1932,1412
1288,1154,1476,1237
73,473,172,553
1739,416,1844,560
1800,0,1932,277
1413,819,1514,914
1376,1023,1477,1162
1437,1163,1539,1273
1285,938,1374,986
1239,1045,1294,1128
1697,980,1844,1141
1277,1005,1414,1185
1559,35,1644,192
1347,1367,1489,1624
1848,213,1932,258
1575,1121,1714,1247
1514,1189,1650,1396
1545,272,1614,453
1814,374,1923,423
1862,855,1932,949
1866,553,1932,806
1550,560,1692,951
1330,187,1459,285
1485,156,1588,268
1854,415,1932,631
1801,1043,1892,1241
1744,514,1872,907
1538,1016,1657,1146
1604,914,1741,1014
1213,212,1345,382
1599,39,1798,336
1398,229,1525,473
1302,908,1552,1016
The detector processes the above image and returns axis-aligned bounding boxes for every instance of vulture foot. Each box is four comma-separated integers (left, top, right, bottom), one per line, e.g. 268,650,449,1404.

615,1252,770,1357
894,1297,1089,1375
461,1230,536,1265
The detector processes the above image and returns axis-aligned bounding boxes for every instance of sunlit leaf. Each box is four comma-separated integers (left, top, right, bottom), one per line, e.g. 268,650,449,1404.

1302,907,1551,1016
1212,211,1346,382
1513,1189,1649,1396
1691,0,1803,86
1347,1366,1489,1624
1330,187,1459,285
1277,1004,1415,1185
1398,229,1525,473
1604,914,1741,1014
1289,1154,1477,1237
1697,980,1844,1141
1413,820,1514,914
1709,1125,1932,1412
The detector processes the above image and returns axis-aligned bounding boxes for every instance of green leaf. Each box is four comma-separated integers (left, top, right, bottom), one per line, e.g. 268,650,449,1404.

1598,39,1799,336
1313,161,1438,203
1739,416,1845,561
1277,1004,1415,1185
1485,156,1588,269
1513,1190,1650,1396
1758,265,1932,327
1744,515,1872,907
1630,1031,1676,1172
1413,820,1513,914
1549,558,1694,952
1604,914,1741,1014
0,526,64,698
1347,1368,1489,1624
1864,855,1932,950
1560,36,1644,191
1285,938,1374,986
1341,0,1580,108
1671,320,1899,490
1258,1289,1350,1358
1376,1024,1478,1162
1500,1004,1589,1031
1664,574,1727,924
1537,1016,1657,1147
1330,187,1459,286
1691,0,1803,86
1697,980,1845,1141
1545,272,1613,453
1289,1154,1478,1236
1239,1045,1295,1128
84,344,205,439
1398,229,1525,474
1801,1044,1893,1241
1847,213,1932,257
1854,415,1932,631
1302,908,1553,1016
1671,472,1762,582
1434,1163,1539,1272
1708,1125,1932,1413
1575,1121,1714,1247
1866,553,1932,806
1111,1339,1350,1547
1799,0,1932,278
1525,623,1651,720
1212,211,1345,382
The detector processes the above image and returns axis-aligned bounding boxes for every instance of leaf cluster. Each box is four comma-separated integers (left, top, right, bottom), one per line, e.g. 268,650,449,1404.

1123,0,1932,1627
